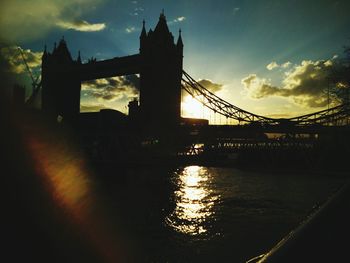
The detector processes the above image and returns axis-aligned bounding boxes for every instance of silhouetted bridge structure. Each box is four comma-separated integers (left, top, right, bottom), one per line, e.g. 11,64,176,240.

40,13,350,129
182,70,350,127
37,12,350,167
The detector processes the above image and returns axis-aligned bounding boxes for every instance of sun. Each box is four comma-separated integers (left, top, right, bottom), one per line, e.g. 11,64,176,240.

181,95,204,118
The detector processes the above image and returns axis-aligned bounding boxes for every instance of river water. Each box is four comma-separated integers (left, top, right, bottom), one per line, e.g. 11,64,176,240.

7,157,346,262
90,166,345,262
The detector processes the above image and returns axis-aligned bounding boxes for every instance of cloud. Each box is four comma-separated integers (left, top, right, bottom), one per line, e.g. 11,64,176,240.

243,58,339,108
56,20,106,32
242,74,278,99
281,61,291,68
266,61,291,70
82,75,139,101
174,16,186,22
0,0,105,43
1,46,42,74
266,61,279,70
168,16,186,25
0,45,42,98
80,103,109,112
125,26,137,33
233,7,240,15
197,79,223,93
129,7,144,16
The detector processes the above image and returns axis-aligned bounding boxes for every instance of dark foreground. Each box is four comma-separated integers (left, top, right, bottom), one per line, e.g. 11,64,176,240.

4,154,348,262
253,181,350,262
2,109,350,262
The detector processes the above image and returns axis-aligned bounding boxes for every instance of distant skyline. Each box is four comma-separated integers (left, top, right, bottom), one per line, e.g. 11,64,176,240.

1,0,350,122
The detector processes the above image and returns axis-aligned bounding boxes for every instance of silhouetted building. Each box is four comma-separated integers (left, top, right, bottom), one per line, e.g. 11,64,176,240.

41,12,183,127
41,39,81,122
79,109,127,131
139,13,183,126
12,84,25,109
128,98,140,121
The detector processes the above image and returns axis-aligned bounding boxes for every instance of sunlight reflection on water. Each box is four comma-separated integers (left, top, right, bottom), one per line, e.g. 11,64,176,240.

166,166,220,236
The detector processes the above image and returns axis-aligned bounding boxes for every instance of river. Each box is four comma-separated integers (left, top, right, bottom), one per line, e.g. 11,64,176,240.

91,166,345,262
6,159,347,262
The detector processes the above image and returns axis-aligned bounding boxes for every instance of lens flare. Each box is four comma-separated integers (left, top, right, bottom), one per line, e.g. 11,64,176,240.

22,123,126,263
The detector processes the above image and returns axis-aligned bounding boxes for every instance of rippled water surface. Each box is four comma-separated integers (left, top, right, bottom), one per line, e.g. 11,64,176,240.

11,159,346,262
96,166,345,262
166,166,219,236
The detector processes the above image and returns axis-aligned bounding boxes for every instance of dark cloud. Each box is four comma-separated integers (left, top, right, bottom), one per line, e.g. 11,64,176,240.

1,46,42,74
252,83,281,99
0,45,42,99
80,104,109,112
124,74,140,90
197,79,223,93
242,58,345,108
82,75,140,101
0,0,105,43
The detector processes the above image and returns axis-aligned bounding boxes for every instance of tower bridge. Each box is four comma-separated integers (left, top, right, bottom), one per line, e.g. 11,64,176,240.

42,12,182,126
41,12,350,131
36,12,350,168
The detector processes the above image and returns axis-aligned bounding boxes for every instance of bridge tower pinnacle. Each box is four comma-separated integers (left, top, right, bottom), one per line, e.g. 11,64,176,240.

177,29,183,49
41,38,81,121
139,11,183,126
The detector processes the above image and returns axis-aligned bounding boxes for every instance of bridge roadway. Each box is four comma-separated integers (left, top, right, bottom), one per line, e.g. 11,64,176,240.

76,54,141,81
184,123,350,140
165,123,349,170
175,123,350,158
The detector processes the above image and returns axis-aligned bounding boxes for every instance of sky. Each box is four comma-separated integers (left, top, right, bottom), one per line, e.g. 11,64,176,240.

1,0,350,122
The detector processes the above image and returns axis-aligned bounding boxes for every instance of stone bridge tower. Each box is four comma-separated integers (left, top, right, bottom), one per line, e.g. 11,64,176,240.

41,38,81,122
139,12,183,126
41,13,183,127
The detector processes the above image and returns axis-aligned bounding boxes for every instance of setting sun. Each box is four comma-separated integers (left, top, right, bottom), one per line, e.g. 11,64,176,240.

181,95,204,118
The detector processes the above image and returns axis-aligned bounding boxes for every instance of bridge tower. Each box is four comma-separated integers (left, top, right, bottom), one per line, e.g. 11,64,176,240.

139,12,183,126
41,13,183,126
41,38,81,121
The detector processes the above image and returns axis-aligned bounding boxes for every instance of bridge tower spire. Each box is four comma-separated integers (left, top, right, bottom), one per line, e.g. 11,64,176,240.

77,50,82,64
140,19,147,53
177,29,183,49
41,38,81,122
139,11,183,127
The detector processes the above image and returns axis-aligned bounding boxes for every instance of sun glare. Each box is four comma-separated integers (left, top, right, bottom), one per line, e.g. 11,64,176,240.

182,95,204,118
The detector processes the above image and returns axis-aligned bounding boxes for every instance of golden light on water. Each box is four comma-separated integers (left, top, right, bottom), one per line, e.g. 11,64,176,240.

166,166,219,236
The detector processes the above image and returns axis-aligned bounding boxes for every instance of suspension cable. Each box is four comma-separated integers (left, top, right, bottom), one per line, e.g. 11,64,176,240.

181,70,350,126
